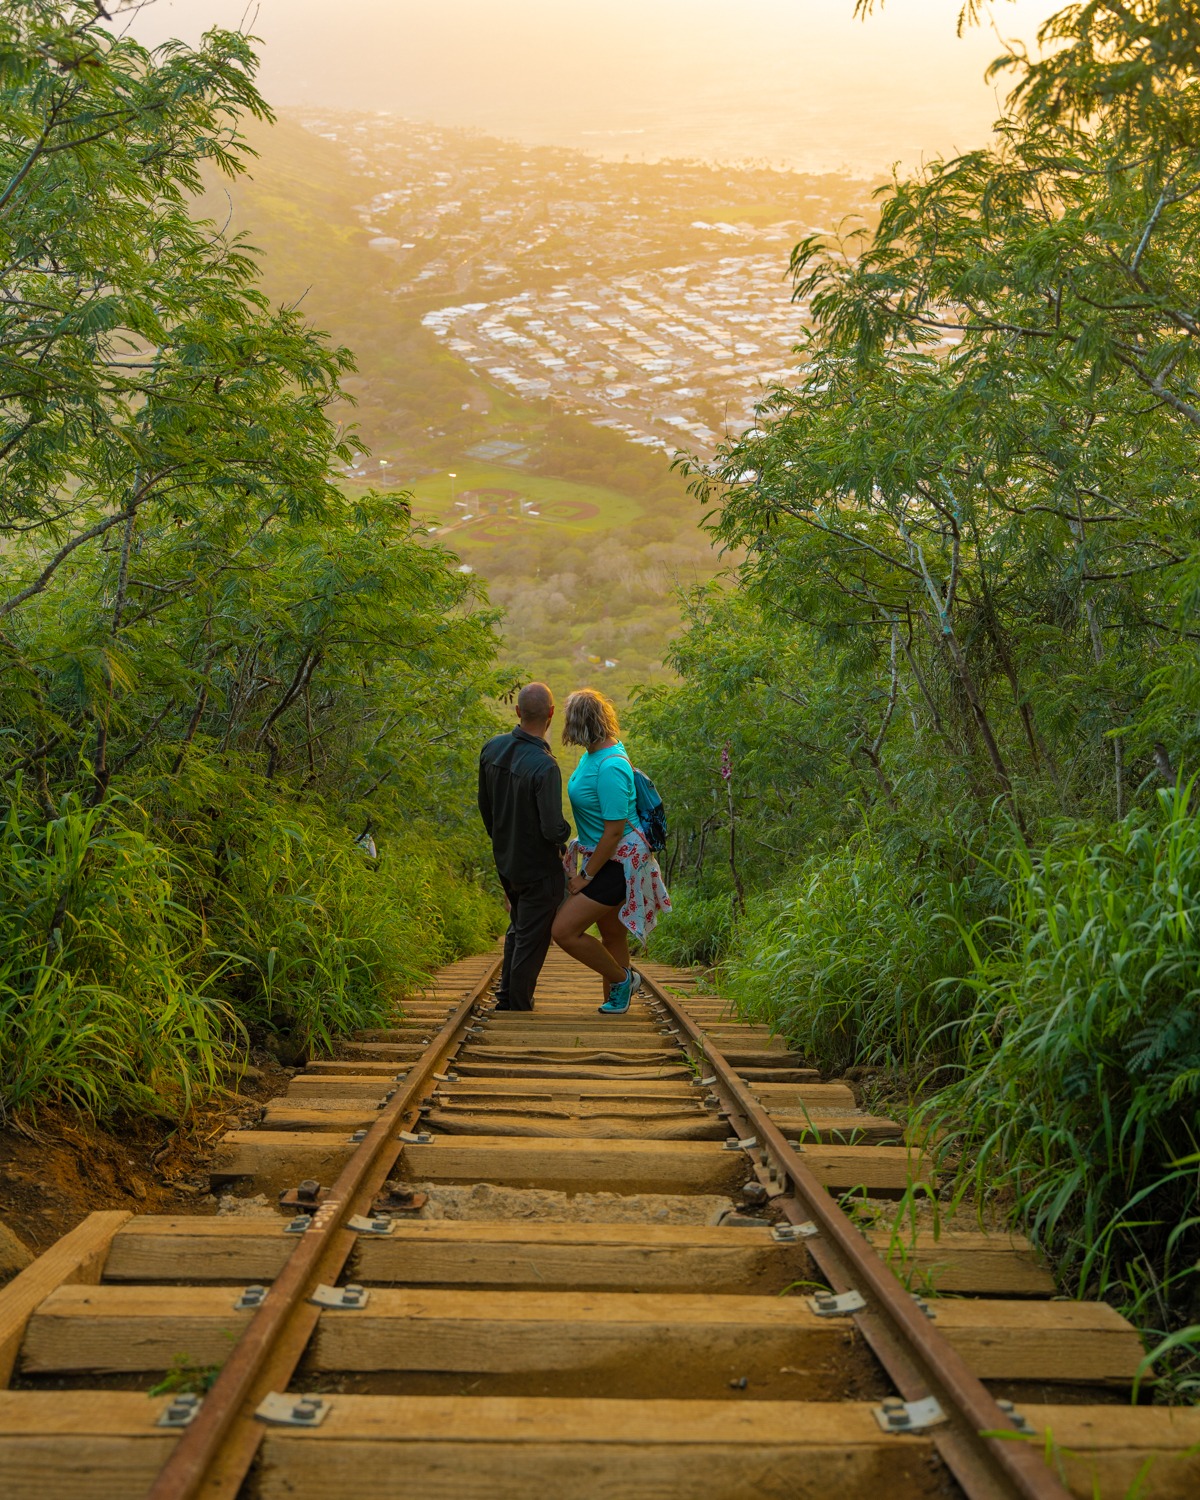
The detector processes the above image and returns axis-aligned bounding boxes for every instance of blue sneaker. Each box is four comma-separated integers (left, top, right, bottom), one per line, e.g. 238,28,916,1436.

598,968,638,1014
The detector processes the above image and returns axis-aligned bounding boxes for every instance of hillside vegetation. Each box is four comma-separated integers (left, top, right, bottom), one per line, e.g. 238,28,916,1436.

0,4,503,1122
198,116,723,718
634,0,1200,1373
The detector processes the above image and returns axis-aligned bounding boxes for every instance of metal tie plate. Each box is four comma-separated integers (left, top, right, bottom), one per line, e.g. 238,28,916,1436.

723,1135,757,1152
806,1289,867,1317
234,1284,267,1310
771,1222,819,1242
873,1396,947,1434
157,1393,202,1429
308,1282,369,1309
255,1393,330,1428
346,1213,394,1235
398,1129,433,1144
283,1215,311,1234
996,1398,1035,1434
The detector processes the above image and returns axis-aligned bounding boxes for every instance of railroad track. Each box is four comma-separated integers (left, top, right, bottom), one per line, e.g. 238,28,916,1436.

1,948,1197,1499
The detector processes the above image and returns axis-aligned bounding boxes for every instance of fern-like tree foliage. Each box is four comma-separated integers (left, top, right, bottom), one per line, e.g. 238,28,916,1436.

0,4,505,1120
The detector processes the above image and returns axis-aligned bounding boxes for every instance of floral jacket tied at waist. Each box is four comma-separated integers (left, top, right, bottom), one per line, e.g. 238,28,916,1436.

565,826,672,942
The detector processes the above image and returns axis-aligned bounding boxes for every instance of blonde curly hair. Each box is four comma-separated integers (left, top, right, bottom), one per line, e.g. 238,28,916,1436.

562,688,620,748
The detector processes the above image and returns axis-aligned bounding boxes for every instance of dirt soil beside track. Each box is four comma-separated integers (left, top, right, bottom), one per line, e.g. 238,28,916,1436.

0,1053,294,1275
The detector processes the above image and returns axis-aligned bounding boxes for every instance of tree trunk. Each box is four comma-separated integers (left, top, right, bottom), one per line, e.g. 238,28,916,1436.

726,777,746,915
90,506,138,807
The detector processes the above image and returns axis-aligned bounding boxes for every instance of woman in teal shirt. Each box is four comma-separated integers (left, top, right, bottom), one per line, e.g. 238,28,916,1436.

552,687,670,1013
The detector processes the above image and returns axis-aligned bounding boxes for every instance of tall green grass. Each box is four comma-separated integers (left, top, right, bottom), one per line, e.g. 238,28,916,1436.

927,786,1200,1323
725,792,1200,1348
0,787,502,1122
0,794,234,1120
722,825,983,1074
210,799,496,1051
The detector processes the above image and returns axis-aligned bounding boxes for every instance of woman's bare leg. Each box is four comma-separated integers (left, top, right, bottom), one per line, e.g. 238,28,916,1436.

595,908,631,1001
552,893,627,981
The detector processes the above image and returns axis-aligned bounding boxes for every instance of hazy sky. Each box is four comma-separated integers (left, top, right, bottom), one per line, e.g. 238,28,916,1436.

120,0,1064,174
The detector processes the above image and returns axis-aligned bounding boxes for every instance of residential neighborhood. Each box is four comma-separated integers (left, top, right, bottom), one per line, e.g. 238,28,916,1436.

297,109,879,456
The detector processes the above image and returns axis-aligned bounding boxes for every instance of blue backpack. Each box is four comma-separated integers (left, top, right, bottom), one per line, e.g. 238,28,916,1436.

610,750,667,853
633,766,668,854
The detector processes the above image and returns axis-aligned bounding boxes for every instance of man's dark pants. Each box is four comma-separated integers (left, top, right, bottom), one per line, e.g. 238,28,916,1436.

495,872,563,1011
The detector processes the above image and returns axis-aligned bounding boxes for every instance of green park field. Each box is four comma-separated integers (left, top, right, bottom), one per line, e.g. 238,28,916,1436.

406,463,645,542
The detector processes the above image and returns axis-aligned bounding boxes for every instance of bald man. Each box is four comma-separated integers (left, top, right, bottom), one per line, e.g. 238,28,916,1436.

478,682,571,1011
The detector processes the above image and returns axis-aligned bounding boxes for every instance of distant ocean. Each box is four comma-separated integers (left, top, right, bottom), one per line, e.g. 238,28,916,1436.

364,94,1007,179
522,101,990,176
126,0,1058,179
321,2,1036,178
362,68,1013,179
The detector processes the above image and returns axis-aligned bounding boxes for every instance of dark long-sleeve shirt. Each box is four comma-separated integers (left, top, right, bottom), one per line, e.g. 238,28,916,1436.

478,727,571,885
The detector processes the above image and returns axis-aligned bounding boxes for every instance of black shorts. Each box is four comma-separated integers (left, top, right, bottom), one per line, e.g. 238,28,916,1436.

582,858,626,907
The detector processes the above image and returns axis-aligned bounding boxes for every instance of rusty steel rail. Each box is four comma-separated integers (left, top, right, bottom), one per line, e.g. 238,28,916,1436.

144,955,502,1500
643,973,1073,1500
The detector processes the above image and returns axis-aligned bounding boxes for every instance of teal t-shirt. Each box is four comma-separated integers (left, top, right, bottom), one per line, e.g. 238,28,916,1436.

568,742,637,848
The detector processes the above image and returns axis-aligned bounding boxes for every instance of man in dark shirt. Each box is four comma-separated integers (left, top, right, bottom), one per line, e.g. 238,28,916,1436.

478,682,571,1011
